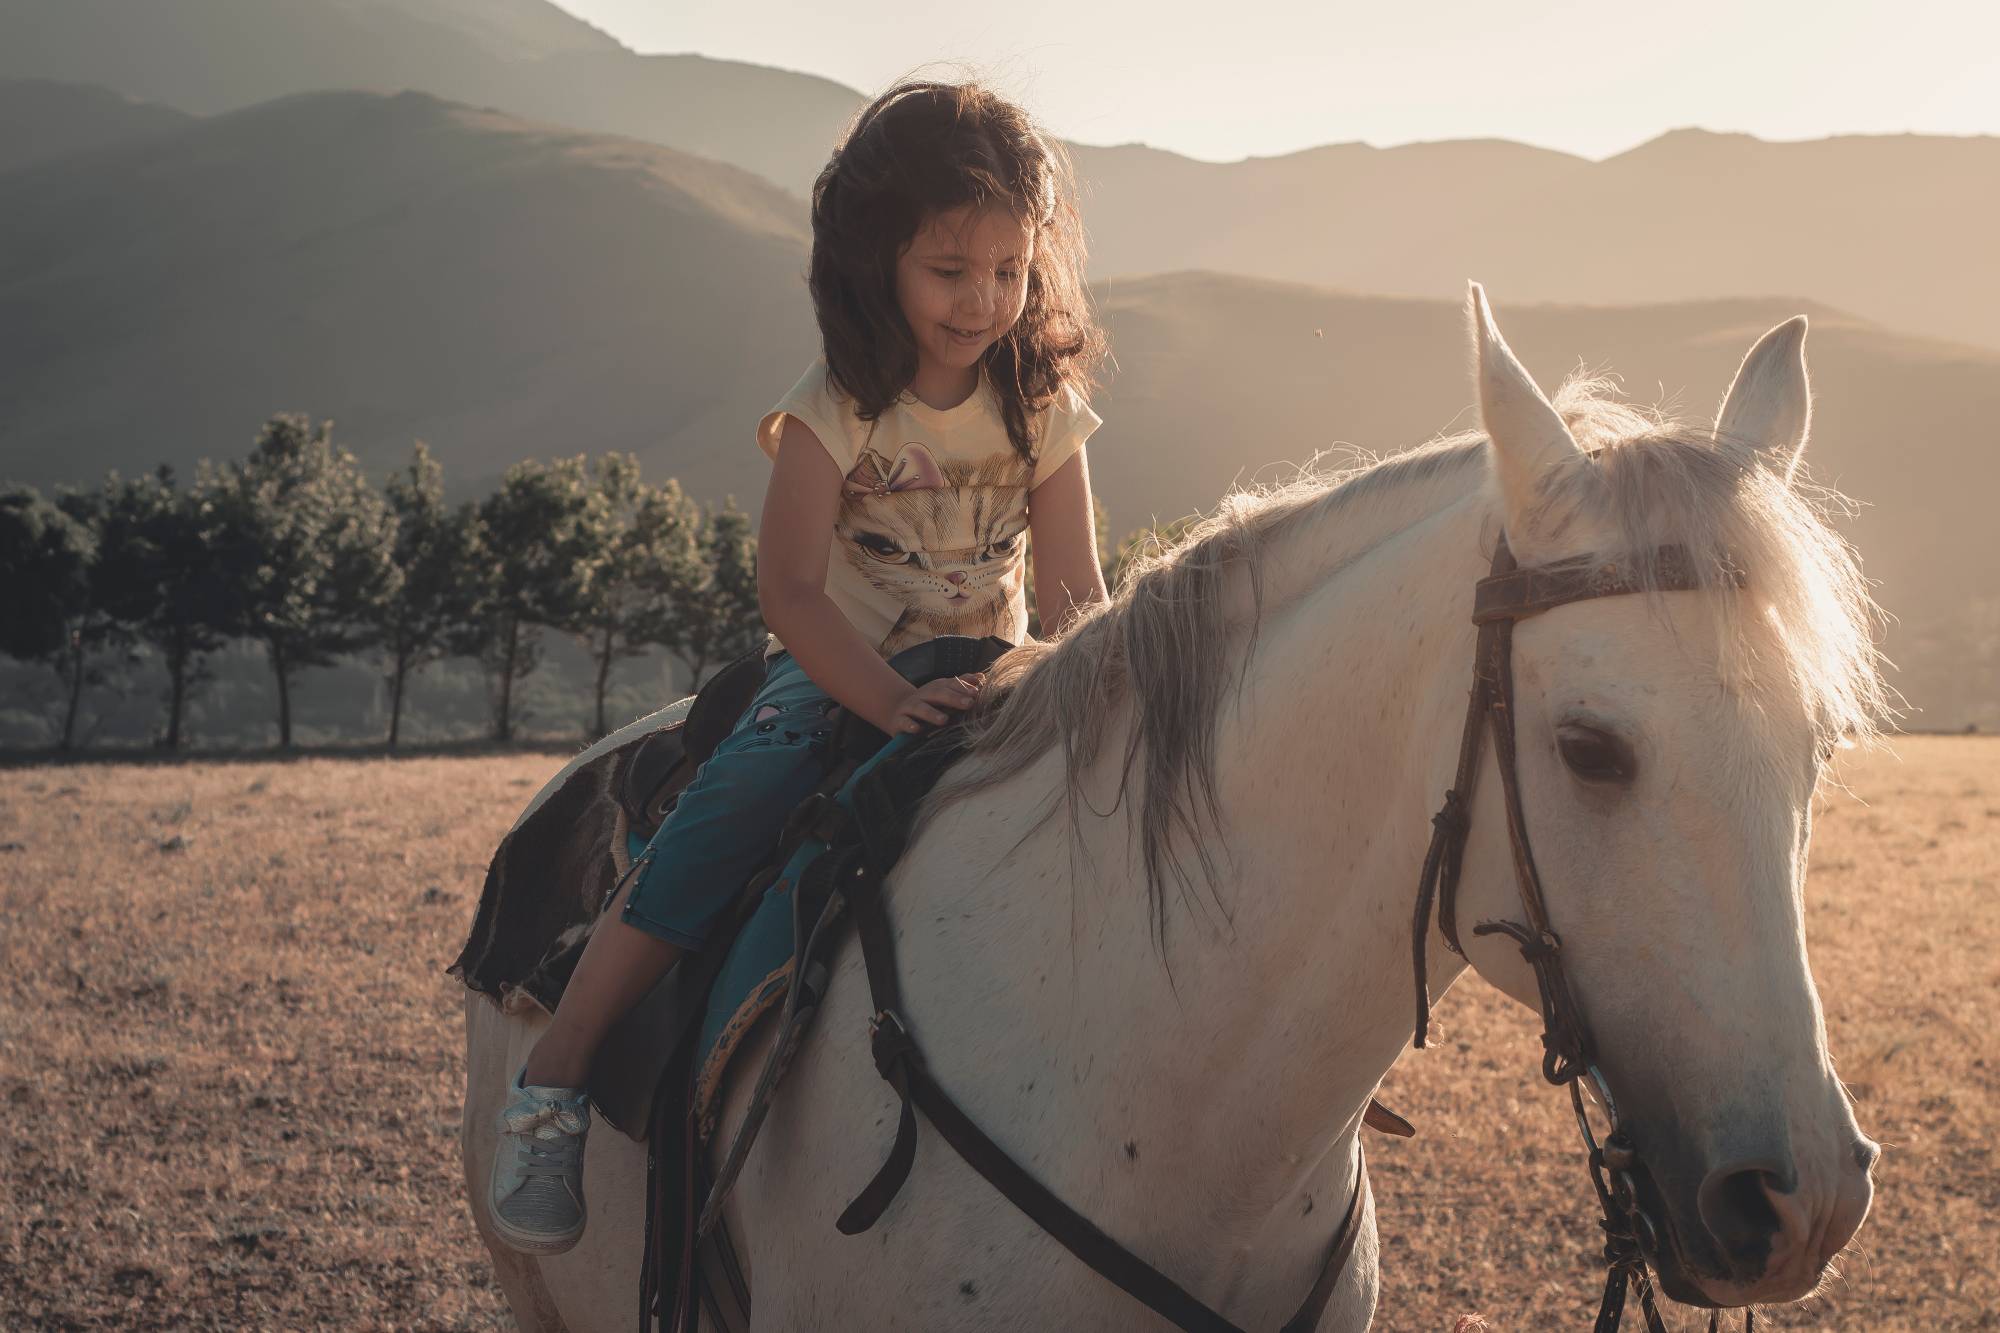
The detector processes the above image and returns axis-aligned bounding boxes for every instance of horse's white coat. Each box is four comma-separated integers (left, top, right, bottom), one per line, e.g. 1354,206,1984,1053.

461,295,1877,1329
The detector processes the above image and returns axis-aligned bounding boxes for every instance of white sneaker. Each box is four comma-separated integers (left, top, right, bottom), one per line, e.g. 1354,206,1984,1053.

489,1067,591,1254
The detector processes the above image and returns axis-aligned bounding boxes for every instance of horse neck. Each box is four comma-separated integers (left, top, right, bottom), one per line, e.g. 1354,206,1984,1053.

997,471,1497,1267
881,465,1499,1315
1134,479,1496,1198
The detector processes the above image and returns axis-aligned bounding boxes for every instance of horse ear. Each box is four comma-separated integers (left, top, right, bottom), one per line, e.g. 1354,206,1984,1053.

1714,316,1811,483
1468,282,1584,550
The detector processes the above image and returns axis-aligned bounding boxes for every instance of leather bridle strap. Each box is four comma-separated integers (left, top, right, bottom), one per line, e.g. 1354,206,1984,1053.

1412,539,1722,1055
1410,536,1743,1333
827,739,1370,1333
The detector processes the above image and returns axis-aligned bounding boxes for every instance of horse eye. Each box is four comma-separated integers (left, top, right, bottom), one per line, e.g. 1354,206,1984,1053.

1557,724,1636,785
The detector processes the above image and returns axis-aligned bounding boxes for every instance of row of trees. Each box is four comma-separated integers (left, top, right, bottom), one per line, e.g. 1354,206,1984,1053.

1,415,763,750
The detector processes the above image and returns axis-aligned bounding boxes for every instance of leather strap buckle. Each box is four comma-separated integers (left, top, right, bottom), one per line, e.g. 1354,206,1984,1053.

868,1009,920,1077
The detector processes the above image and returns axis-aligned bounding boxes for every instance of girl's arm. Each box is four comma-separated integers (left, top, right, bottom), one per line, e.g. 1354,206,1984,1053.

757,416,981,733
1026,447,1109,638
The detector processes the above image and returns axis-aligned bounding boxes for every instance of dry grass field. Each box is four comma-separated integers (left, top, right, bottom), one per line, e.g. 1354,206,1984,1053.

0,737,1993,1331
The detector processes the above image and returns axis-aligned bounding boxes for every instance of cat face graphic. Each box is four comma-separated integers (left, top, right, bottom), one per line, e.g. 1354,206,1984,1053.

835,445,1030,645
845,520,1024,610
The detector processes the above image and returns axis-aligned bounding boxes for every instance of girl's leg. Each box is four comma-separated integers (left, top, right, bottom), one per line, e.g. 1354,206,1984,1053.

490,656,832,1252
520,656,834,1091
519,873,681,1088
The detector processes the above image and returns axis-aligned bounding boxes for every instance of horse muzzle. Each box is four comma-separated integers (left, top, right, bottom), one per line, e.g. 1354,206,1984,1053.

1633,1132,1878,1308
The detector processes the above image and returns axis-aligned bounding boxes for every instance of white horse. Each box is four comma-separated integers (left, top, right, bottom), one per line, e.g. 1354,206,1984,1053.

461,289,1884,1331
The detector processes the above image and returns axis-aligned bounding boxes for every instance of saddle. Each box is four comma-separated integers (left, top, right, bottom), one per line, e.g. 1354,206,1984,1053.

597,635,1011,1333
585,634,1012,1142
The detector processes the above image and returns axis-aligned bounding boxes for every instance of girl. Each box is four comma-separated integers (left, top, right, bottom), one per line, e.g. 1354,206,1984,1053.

488,79,1111,1255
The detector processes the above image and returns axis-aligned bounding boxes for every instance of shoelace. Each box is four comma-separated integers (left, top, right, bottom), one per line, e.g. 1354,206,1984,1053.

504,1097,585,1179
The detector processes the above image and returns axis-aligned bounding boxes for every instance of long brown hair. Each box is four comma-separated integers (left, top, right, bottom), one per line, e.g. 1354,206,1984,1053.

808,80,1105,462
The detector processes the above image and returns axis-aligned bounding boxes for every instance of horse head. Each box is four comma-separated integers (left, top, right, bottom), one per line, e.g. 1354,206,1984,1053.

1452,286,1881,1307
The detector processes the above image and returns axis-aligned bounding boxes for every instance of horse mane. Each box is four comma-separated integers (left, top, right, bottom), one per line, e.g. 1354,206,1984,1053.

939,373,1890,941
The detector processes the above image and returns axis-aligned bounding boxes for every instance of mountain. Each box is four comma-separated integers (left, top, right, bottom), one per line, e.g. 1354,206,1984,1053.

0,2,857,194
481,52,860,203
0,78,194,172
0,0,619,114
0,89,815,504
1068,129,2000,352
7,5,1993,356
0,89,1987,726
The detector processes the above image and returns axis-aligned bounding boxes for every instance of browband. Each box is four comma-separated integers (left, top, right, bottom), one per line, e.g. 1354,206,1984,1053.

1471,543,1741,626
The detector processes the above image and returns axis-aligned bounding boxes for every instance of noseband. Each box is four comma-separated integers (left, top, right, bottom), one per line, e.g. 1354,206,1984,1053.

1412,536,1752,1333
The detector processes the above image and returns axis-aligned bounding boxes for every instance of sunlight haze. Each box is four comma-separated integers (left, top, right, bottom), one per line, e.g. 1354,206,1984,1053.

555,0,2000,160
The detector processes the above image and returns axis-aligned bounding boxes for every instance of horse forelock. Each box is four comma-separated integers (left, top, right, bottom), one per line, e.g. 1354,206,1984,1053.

1532,375,1891,752
936,372,1890,939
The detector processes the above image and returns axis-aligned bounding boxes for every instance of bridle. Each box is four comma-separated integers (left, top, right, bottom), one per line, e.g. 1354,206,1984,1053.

1412,535,1753,1333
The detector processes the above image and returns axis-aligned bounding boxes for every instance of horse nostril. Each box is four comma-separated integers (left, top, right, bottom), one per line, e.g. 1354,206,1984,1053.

1697,1162,1792,1267
1853,1137,1880,1173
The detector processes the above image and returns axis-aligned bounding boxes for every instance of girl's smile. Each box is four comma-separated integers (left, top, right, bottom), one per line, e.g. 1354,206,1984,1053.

896,204,1034,408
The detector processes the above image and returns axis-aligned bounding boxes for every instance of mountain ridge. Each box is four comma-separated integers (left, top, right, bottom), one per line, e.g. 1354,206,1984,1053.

0,77,193,172
2,89,1990,724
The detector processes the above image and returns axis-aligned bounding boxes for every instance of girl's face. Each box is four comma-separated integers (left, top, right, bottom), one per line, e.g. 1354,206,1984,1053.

895,204,1034,382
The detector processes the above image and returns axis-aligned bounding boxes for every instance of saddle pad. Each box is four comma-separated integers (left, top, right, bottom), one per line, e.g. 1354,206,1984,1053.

687,727,942,1142
688,863,807,1140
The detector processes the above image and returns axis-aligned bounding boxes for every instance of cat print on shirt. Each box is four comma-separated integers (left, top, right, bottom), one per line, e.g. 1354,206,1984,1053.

835,442,1030,655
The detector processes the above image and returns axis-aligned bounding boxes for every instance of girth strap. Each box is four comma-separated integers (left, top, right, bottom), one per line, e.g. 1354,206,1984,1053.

830,739,1370,1333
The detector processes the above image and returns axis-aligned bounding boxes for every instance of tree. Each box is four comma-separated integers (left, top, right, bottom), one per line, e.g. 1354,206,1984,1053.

91,467,233,750
212,414,398,748
665,501,763,687
0,486,97,748
563,456,698,738
374,443,483,747
474,457,593,742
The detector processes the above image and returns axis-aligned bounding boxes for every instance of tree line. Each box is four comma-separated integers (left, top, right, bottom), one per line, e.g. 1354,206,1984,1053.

0,414,763,751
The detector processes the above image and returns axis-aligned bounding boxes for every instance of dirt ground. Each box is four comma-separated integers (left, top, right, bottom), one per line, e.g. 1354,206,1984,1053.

0,736,1992,1331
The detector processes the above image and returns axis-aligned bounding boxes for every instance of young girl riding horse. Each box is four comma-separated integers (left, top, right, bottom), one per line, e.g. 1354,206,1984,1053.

488,79,1111,1254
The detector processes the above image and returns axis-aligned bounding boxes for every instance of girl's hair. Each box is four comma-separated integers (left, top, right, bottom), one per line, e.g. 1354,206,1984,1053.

808,80,1106,462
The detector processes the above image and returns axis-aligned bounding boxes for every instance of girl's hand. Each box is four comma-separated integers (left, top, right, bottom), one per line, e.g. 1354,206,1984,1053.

888,673,984,734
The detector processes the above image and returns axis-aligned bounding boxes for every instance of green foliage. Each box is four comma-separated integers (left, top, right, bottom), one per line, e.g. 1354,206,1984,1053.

90,467,234,749
628,476,706,646
666,501,764,686
375,442,484,746
0,486,98,747
4,421,772,749
211,414,399,747
473,456,595,742
0,486,91,662
561,459,703,736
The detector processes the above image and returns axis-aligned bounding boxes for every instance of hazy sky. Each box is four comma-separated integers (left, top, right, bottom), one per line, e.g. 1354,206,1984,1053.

553,0,1998,161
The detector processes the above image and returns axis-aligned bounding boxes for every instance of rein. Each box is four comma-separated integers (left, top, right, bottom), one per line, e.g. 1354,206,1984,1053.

1412,536,1753,1333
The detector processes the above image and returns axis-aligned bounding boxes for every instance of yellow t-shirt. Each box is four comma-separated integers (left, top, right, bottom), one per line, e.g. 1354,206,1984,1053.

757,359,1101,657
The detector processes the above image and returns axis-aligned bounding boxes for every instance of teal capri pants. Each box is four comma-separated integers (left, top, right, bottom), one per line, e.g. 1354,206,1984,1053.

620,652,835,950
